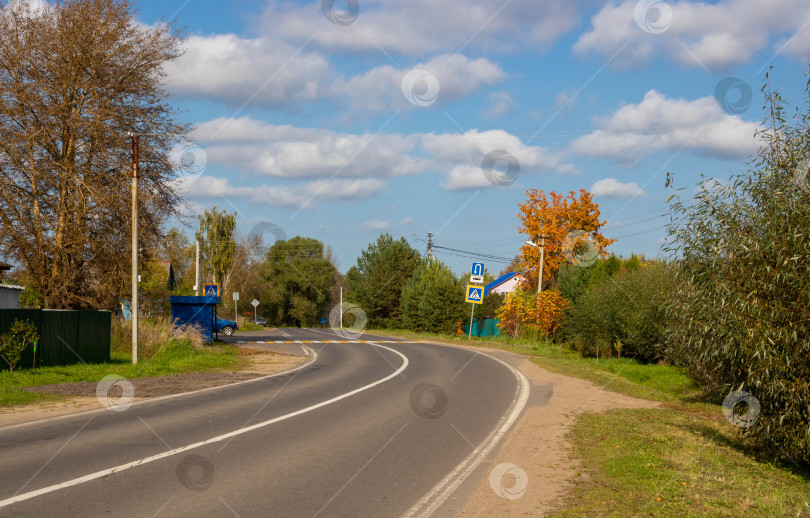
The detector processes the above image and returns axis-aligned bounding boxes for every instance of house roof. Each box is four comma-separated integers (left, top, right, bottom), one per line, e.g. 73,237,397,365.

484,272,522,296
0,284,25,291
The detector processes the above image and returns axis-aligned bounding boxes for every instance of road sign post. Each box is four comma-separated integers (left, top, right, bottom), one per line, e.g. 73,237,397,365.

233,292,239,322
251,298,259,323
465,284,484,340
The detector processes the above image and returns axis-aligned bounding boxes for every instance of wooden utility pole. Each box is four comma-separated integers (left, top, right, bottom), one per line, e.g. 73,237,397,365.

195,239,200,295
131,134,139,365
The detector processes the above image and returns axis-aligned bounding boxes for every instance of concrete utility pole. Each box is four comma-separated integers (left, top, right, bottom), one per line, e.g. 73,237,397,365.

339,287,343,329
130,134,139,365
427,232,434,263
537,236,546,294
195,239,200,296
525,236,547,294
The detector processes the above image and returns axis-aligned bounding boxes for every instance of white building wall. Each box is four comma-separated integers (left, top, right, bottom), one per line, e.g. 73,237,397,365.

0,287,23,309
490,275,524,295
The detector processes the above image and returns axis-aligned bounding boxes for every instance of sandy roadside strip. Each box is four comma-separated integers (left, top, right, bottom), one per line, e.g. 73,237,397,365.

452,354,660,516
0,348,307,429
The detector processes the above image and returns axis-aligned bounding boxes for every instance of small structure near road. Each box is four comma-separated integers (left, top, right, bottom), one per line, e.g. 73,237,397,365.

0,284,25,309
170,296,219,343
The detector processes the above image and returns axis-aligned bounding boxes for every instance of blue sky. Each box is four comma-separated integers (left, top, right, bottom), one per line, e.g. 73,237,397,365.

140,0,810,274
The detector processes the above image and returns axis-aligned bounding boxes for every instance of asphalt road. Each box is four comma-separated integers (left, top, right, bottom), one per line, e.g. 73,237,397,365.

0,328,526,517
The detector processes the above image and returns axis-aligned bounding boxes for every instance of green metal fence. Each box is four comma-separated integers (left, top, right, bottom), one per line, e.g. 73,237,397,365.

463,318,501,337
0,310,111,369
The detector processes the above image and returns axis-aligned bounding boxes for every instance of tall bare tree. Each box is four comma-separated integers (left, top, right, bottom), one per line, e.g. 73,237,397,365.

0,0,190,309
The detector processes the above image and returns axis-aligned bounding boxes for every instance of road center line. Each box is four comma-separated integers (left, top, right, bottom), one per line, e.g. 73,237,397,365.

0,343,409,509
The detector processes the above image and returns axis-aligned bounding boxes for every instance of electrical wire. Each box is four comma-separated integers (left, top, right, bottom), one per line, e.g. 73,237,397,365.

432,245,515,264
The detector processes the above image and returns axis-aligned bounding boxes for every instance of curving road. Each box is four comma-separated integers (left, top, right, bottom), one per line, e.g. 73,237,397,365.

0,328,527,517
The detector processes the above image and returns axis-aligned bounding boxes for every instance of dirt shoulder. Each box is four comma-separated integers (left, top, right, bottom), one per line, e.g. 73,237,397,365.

453,354,660,517
0,347,308,428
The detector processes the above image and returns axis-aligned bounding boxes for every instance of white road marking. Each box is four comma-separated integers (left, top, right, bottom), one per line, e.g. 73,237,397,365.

0,343,408,509
400,345,531,518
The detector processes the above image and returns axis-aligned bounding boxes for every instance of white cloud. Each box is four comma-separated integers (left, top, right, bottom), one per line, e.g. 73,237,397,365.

195,117,425,179
557,164,581,176
575,0,810,70
192,118,559,192
400,217,416,226
165,34,331,107
177,175,385,209
264,0,585,56
361,219,391,230
485,91,515,118
167,36,503,111
332,54,504,112
423,129,560,190
570,90,761,160
591,178,647,199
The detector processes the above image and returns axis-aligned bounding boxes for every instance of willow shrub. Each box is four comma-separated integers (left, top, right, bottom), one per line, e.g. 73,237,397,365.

664,73,810,462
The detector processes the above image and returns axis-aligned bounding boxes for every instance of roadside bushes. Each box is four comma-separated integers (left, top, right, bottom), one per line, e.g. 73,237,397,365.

0,319,38,371
561,261,672,362
664,76,810,462
400,260,466,334
496,289,568,339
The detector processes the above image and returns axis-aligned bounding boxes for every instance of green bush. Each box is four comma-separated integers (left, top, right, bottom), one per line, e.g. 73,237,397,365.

664,73,810,462
557,254,641,306
400,260,467,334
561,262,672,362
0,319,39,372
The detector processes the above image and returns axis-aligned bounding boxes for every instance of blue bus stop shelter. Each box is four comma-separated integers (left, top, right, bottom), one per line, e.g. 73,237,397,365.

169,296,220,342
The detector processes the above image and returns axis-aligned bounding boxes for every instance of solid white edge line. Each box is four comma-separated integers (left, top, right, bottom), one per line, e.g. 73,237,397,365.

399,345,531,518
0,342,318,433
0,343,408,509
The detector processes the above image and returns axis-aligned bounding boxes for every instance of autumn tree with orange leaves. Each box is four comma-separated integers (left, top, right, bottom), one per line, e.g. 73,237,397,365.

517,189,615,291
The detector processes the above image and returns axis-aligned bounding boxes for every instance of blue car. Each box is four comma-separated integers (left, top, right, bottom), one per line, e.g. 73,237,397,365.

214,316,238,336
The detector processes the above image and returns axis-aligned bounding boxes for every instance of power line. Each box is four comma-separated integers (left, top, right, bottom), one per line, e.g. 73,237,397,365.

434,248,512,264
432,245,514,262
605,208,669,224
612,227,665,239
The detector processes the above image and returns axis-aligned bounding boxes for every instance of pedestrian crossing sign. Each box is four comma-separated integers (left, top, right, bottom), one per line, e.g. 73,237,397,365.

466,285,484,304
203,283,220,298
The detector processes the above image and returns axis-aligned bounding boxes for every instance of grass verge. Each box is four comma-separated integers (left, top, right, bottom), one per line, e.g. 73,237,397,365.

553,409,810,517
238,322,265,332
0,337,242,408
